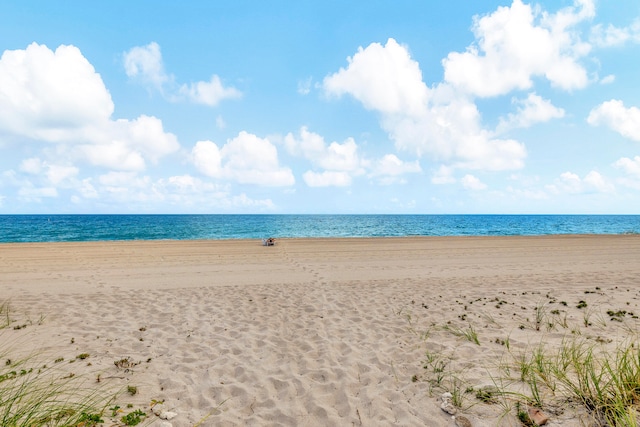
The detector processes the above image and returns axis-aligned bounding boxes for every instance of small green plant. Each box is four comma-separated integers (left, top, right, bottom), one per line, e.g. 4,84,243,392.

607,309,627,321
127,385,138,395
447,324,480,345
0,353,114,427
533,301,547,331
121,409,146,426
576,300,588,309
78,412,104,425
516,402,535,426
77,353,90,360
475,388,497,404
114,357,137,369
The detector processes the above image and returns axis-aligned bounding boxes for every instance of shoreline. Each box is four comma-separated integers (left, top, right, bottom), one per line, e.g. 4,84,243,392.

2,234,640,426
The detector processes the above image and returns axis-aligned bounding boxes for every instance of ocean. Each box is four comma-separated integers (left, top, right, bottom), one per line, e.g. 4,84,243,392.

0,215,638,243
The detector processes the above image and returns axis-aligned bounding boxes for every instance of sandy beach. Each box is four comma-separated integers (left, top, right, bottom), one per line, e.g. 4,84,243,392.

2,235,640,426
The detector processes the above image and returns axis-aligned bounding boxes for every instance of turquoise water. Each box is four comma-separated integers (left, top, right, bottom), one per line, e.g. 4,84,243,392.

0,215,639,243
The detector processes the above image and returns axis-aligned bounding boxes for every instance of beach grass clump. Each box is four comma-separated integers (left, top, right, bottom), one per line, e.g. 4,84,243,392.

0,347,114,426
551,338,640,425
446,324,480,345
511,337,640,426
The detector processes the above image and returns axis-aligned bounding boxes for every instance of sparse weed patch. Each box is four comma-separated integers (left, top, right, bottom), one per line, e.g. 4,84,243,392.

0,348,115,427
121,409,146,426
446,324,480,345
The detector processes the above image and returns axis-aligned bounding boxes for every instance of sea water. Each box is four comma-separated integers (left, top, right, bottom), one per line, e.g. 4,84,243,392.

0,215,638,243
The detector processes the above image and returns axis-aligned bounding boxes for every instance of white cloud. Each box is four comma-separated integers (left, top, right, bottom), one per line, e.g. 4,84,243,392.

79,140,146,171
599,74,615,85
590,19,640,47
78,178,98,199
0,43,113,140
431,165,456,185
369,154,422,185
303,171,352,187
461,174,487,190
179,75,242,106
285,127,368,187
19,157,78,187
19,158,44,175
442,0,592,97
370,154,421,178
45,164,79,186
124,42,241,107
323,39,527,171
614,156,640,176
587,100,640,141
123,42,170,90
192,131,295,187
297,77,312,95
497,92,565,132
550,170,614,194
323,38,429,117
0,43,180,172
192,140,222,178
583,170,613,193
79,115,180,171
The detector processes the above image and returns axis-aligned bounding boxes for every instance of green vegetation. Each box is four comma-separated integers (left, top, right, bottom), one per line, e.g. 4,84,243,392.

0,352,113,426
121,409,146,426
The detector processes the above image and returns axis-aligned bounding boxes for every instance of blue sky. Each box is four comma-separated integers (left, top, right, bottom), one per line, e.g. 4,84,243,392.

1,0,639,214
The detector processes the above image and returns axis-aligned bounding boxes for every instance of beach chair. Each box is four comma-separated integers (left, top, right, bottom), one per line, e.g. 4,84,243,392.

262,238,276,246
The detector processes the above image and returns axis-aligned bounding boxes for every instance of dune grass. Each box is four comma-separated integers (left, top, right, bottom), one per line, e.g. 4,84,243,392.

0,301,116,427
411,292,640,426
0,351,116,427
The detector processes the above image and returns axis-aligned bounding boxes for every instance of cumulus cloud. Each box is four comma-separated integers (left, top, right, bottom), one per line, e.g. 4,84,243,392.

124,42,241,106
285,127,422,187
284,127,369,187
123,42,170,90
323,39,526,171
0,43,113,140
461,174,487,191
443,0,593,97
324,38,429,117
587,100,640,141
497,92,565,132
614,156,640,176
18,158,79,187
179,75,242,106
192,131,295,187
549,170,614,194
369,154,421,184
431,165,456,185
0,43,180,173
590,19,640,47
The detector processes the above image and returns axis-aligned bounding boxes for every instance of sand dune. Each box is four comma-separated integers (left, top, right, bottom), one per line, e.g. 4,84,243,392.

2,235,640,426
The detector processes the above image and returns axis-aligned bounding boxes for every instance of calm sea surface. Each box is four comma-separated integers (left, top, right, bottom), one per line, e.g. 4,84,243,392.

0,215,639,243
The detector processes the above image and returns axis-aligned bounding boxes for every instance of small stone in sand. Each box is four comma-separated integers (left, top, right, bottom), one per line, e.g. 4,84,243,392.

159,411,178,420
453,414,472,427
440,392,457,415
528,407,549,426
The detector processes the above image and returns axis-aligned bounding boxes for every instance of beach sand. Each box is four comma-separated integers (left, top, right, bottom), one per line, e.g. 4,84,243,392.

2,235,640,426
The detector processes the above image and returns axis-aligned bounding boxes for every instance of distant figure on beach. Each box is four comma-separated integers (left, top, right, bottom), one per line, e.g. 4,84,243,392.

263,237,276,246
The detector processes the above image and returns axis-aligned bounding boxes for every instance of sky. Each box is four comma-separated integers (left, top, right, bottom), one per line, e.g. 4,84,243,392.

1,0,639,214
